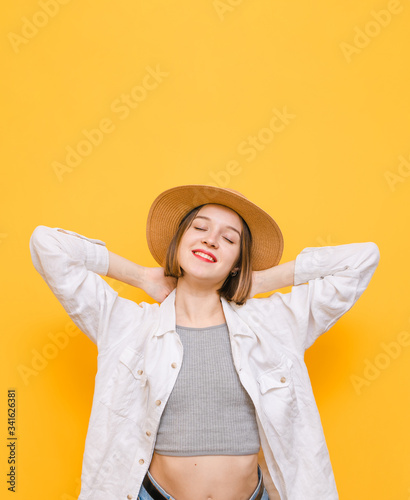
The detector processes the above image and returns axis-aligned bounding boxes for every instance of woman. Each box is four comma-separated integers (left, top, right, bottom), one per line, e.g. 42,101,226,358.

29,184,380,500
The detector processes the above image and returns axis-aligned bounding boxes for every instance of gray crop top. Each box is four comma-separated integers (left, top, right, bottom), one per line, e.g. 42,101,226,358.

154,323,261,456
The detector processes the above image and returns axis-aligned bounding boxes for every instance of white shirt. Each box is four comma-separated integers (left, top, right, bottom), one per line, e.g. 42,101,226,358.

29,225,380,500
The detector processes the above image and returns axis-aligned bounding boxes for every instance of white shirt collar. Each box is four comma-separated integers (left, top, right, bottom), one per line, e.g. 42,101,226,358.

154,288,255,339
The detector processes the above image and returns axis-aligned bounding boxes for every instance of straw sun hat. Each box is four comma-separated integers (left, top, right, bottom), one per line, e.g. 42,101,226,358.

146,184,284,271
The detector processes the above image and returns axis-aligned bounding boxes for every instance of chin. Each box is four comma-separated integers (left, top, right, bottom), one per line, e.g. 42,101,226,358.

180,266,216,281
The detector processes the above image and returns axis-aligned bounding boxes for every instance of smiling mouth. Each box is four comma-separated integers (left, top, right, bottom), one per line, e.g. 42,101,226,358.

192,251,216,263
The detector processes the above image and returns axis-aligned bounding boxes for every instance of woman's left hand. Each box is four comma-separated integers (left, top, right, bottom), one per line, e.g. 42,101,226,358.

250,260,296,297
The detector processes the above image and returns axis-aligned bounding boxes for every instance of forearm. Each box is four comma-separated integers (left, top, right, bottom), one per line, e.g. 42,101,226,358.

252,260,296,296
106,250,146,289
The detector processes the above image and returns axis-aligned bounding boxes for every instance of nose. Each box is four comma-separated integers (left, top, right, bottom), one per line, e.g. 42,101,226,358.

201,233,218,248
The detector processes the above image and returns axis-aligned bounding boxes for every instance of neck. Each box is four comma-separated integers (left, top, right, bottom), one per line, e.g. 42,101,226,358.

174,278,226,328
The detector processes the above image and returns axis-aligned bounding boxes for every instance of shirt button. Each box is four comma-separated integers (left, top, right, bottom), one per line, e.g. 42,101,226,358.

137,369,143,375
280,376,286,383
171,362,177,368
146,430,151,436
155,400,161,406
139,459,144,465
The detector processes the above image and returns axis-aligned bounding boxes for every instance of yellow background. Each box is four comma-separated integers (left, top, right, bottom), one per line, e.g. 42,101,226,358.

2,0,409,498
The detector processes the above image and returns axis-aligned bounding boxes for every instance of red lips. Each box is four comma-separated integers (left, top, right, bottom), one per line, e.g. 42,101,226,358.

192,249,217,262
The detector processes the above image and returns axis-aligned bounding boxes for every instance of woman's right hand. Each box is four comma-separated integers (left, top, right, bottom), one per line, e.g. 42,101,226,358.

140,267,177,303
106,251,176,302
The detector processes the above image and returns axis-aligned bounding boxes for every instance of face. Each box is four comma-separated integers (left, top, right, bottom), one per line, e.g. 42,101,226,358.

176,204,242,287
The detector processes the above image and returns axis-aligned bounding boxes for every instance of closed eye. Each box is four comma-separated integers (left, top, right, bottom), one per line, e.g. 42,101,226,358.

194,226,234,244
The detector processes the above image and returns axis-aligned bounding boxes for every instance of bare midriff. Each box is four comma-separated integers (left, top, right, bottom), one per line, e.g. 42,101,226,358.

148,452,259,500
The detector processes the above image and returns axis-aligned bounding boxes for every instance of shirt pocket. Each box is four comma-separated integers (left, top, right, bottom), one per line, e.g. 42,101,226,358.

257,355,300,442
99,346,148,421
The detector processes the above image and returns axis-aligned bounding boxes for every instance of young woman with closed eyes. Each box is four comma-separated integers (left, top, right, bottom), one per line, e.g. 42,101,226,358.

30,184,380,500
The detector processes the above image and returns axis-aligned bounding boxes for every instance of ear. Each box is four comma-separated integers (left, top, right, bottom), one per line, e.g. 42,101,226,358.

230,267,240,276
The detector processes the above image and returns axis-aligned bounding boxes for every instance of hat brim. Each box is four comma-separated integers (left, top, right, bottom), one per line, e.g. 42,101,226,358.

146,184,284,271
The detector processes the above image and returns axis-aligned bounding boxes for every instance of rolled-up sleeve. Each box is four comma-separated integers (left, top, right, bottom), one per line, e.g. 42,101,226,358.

29,225,127,350
250,242,380,354
291,242,380,351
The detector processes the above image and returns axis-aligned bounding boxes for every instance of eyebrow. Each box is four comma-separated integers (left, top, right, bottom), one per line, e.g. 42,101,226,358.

193,215,241,237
